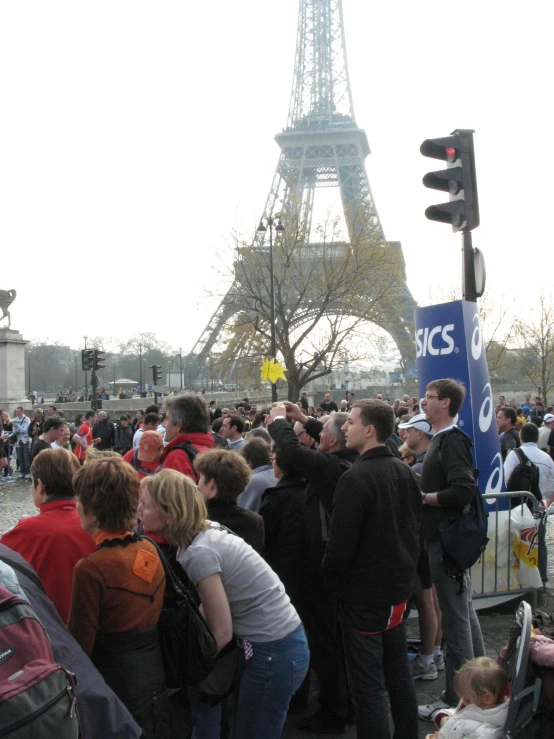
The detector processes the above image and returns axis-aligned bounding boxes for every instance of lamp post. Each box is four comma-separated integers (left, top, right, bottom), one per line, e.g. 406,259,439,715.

168,360,172,392
83,335,88,401
138,344,143,395
179,348,183,391
27,350,31,396
257,214,285,403
74,353,78,389
112,359,116,396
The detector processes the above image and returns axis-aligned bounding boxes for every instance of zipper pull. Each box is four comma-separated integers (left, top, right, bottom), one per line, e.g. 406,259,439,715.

68,686,76,719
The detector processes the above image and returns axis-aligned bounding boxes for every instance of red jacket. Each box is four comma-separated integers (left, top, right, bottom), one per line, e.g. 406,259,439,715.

1,499,96,623
160,432,214,479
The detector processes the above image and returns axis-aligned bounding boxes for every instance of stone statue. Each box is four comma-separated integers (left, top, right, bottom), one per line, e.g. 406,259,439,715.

0,289,16,329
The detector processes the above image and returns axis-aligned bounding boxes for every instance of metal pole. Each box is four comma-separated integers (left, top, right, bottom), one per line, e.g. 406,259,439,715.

27,351,31,395
113,360,116,396
74,354,78,389
269,220,278,403
139,344,143,395
462,231,477,302
168,361,172,391
179,349,183,391
84,335,88,402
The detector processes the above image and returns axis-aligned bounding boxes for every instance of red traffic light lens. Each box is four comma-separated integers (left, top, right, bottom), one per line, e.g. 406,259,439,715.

445,146,457,163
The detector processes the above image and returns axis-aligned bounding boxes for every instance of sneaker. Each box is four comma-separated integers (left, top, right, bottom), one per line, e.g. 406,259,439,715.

410,654,438,681
296,711,348,735
418,698,453,721
434,652,445,671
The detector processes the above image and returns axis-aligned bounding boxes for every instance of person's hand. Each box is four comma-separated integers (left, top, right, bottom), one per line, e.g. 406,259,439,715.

281,401,308,425
269,404,287,424
93,437,102,445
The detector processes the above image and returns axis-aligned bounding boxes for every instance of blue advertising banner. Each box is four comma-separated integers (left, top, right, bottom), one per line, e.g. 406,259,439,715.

415,301,506,510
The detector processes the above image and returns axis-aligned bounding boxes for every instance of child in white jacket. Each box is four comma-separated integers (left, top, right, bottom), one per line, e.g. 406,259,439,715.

426,657,509,739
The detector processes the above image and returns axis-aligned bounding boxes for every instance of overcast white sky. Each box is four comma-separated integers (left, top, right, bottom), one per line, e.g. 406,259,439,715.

1,1,551,354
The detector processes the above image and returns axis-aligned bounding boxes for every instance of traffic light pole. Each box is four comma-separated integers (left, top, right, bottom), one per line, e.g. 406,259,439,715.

462,231,478,303
91,369,97,412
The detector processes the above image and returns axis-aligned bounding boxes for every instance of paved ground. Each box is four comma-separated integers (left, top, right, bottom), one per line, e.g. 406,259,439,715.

1,475,553,738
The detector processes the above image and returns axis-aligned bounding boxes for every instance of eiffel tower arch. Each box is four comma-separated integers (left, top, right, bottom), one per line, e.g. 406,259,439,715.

187,0,416,388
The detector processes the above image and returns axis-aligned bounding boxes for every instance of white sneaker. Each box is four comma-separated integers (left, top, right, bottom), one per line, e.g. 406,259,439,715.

410,654,438,681
434,651,445,671
418,698,452,721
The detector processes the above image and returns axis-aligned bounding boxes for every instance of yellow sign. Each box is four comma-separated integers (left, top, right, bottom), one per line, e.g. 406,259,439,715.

261,359,287,384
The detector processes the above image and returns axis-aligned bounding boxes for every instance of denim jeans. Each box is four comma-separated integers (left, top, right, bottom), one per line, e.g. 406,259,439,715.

233,624,309,739
341,620,418,739
16,443,30,476
428,540,485,704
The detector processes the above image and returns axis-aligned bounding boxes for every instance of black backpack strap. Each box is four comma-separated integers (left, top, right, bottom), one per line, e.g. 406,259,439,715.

514,447,527,464
0,555,46,593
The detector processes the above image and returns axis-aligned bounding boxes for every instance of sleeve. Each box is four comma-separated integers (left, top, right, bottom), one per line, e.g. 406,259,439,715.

435,433,478,509
67,559,103,657
269,418,340,508
503,449,518,488
179,544,222,587
75,424,87,439
322,472,368,592
504,430,518,454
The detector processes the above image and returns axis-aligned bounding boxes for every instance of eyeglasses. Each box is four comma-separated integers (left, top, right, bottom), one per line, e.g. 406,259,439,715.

424,394,439,401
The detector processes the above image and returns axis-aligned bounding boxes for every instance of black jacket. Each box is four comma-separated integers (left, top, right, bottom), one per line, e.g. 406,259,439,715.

319,400,338,413
322,446,421,630
420,427,478,541
0,545,142,738
92,420,115,450
268,418,358,574
259,474,307,605
206,498,265,556
114,425,134,455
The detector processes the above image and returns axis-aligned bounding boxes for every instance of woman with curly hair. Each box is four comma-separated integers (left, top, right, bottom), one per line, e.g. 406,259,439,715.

139,469,309,739
68,456,168,738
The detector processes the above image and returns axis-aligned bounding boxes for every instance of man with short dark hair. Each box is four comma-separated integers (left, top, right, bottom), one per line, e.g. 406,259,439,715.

299,391,309,412
208,400,222,421
72,410,98,464
220,414,245,450
346,391,355,410
161,394,214,478
418,379,485,721
114,416,134,455
31,416,65,462
497,406,520,460
322,399,421,737
133,413,159,448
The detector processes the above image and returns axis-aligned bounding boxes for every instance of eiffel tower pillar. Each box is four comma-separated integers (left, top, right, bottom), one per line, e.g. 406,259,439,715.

187,0,416,381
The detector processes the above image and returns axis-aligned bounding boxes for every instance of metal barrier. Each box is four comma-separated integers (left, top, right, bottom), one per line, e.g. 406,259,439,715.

471,492,544,608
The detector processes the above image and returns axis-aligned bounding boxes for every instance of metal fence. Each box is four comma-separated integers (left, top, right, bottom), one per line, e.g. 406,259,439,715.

472,492,543,608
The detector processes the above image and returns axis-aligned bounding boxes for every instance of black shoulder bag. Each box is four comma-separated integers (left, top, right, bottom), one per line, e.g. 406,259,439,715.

142,536,218,688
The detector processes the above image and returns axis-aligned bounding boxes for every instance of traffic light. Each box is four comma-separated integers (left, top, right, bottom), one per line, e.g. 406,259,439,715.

420,129,479,232
150,364,162,383
92,349,105,371
81,349,94,371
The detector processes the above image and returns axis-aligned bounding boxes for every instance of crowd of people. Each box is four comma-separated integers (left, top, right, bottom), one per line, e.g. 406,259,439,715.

0,386,552,738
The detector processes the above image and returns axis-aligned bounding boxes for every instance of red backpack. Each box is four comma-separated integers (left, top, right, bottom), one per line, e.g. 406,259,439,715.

0,585,80,737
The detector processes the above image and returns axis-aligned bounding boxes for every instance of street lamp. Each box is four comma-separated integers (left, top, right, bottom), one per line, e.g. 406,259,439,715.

168,360,172,391
179,348,183,391
83,335,88,401
257,214,285,403
112,358,116,396
27,350,31,396
138,344,143,394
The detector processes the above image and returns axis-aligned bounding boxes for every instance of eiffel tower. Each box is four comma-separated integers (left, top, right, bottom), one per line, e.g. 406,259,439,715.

187,0,416,386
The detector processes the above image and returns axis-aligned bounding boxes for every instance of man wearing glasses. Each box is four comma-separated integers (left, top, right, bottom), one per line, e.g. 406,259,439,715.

418,379,485,723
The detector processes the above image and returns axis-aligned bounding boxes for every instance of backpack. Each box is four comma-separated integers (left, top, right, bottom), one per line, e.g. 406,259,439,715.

435,430,489,590
0,585,80,738
506,448,542,503
130,448,162,477
165,441,201,480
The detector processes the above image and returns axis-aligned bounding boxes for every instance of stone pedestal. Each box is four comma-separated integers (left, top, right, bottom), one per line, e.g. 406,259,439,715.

0,329,29,412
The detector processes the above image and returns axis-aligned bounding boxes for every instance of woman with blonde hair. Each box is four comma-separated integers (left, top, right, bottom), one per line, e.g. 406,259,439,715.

68,456,168,738
139,468,309,739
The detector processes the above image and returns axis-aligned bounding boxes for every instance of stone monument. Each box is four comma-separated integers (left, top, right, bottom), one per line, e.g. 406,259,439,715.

0,290,28,410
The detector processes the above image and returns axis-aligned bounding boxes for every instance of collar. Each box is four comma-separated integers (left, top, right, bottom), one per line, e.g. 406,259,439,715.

252,464,273,473
93,530,134,546
432,423,457,435
40,498,77,512
358,445,394,461
163,432,214,451
207,498,237,510
521,442,537,448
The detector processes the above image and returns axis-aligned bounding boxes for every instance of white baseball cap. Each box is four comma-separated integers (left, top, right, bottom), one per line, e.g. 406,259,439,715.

543,414,554,423
397,413,433,436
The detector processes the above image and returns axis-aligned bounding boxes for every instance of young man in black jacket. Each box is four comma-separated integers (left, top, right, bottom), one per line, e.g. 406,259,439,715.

322,399,421,739
418,379,485,722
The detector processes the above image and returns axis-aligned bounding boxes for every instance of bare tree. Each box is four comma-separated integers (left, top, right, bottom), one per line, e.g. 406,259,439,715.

212,209,410,401
511,294,554,405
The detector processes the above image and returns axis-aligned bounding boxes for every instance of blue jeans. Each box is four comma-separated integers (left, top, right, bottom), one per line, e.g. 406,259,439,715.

187,686,222,739
16,443,30,476
233,624,309,739
342,620,418,738
428,540,485,705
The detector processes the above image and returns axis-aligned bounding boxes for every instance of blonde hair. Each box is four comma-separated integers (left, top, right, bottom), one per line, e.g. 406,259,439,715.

84,448,120,463
141,469,209,547
454,657,508,707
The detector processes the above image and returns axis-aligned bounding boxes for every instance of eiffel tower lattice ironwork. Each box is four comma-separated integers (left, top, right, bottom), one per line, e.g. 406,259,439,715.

186,0,416,386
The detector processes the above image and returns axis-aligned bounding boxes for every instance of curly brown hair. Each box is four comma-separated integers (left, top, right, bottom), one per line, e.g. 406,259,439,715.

73,456,139,532
193,449,251,503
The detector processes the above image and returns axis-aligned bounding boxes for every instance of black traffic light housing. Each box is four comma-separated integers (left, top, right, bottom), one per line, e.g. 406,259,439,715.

420,129,479,232
81,349,94,371
92,349,105,371
150,364,162,383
